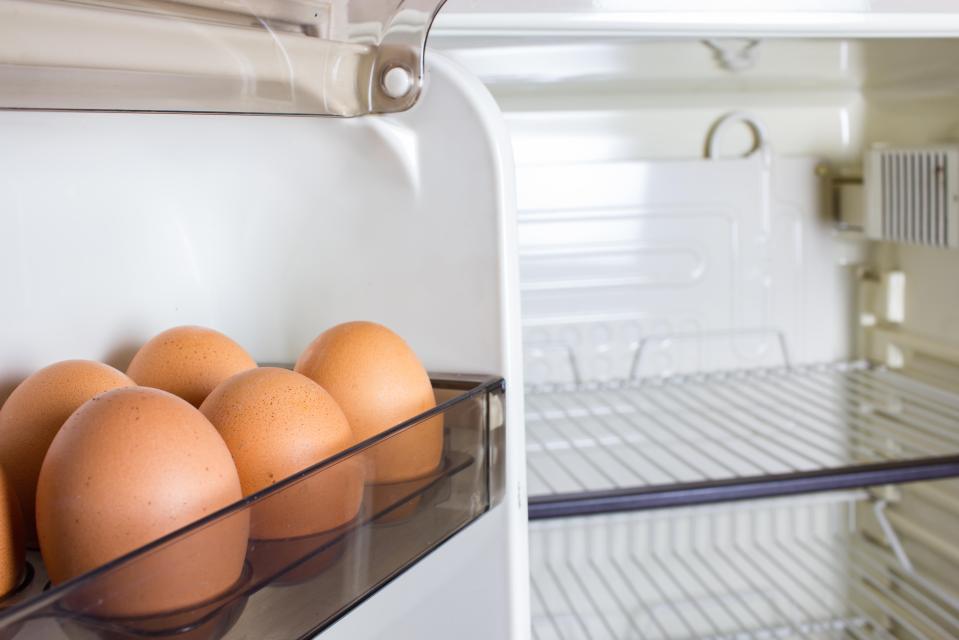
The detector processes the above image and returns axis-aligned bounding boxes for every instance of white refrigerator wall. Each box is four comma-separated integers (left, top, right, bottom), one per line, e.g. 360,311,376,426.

0,55,529,640
435,2,959,38
436,37,959,382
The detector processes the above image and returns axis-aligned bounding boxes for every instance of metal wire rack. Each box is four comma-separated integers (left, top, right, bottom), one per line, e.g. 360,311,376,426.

529,492,959,640
526,362,959,518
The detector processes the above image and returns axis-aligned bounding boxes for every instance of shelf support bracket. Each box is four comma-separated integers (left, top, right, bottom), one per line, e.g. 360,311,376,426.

873,498,914,574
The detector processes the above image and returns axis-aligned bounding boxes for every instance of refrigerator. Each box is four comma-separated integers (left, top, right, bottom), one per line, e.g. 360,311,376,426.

1,1,958,638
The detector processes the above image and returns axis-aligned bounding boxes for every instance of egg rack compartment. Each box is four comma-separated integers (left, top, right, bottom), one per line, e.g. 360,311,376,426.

530,492,959,640
526,362,959,519
0,375,505,640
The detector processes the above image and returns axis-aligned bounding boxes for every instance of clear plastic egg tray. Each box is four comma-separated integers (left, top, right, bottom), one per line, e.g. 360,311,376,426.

0,375,504,640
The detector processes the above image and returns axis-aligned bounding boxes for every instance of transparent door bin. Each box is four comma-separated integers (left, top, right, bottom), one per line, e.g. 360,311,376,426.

0,375,504,639
0,0,448,115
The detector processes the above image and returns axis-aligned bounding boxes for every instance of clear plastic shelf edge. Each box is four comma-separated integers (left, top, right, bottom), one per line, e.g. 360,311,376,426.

0,0,449,116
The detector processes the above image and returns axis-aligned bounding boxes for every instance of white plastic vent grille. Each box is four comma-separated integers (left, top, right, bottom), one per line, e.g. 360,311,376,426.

866,146,959,248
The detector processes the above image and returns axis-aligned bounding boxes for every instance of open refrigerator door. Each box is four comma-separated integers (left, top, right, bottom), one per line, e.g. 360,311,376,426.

0,1,529,638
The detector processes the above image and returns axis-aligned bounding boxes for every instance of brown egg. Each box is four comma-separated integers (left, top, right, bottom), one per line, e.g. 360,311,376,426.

0,466,24,599
200,367,364,540
294,322,442,484
127,326,257,407
36,387,248,618
0,360,134,545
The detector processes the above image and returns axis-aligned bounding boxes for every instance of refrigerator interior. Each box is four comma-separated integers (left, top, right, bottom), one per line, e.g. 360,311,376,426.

6,3,959,638
434,35,959,638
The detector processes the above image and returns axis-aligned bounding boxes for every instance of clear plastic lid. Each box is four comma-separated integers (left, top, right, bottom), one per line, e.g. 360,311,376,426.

0,0,448,116
0,375,504,639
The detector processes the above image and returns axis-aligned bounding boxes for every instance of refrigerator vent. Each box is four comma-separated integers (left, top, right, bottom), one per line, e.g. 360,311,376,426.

866,146,959,248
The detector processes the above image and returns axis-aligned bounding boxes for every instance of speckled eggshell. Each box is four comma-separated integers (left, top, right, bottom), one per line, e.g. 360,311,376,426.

126,326,257,407
200,368,364,540
294,322,442,484
0,360,134,545
35,387,249,618
0,466,24,599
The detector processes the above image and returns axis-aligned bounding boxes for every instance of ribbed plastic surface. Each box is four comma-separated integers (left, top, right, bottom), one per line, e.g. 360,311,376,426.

866,146,959,248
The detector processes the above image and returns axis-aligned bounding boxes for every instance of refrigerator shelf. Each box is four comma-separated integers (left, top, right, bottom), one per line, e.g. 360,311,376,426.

0,375,505,640
526,362,959,518
530,492,959,640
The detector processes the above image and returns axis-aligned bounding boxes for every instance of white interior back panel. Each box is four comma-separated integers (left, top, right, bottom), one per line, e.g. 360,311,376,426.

517,147,861,385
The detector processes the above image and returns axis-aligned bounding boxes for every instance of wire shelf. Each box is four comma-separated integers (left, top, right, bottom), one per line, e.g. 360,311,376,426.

526,362,959,518
529,493,959,640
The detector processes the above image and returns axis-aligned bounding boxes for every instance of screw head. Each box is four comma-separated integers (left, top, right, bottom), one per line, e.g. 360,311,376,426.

382,66,413,99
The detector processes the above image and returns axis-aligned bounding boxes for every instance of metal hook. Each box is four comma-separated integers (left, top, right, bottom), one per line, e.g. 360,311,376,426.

705,111,772,164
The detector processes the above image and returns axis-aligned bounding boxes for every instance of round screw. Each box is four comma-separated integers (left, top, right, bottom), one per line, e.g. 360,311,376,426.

382,66,413,99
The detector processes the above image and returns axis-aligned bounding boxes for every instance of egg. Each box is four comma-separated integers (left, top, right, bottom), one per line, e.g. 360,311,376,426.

126,326,257,407
200,368,364,540
294,322,442,484
0,360,134,545
0,466,24,599
36,387,248,618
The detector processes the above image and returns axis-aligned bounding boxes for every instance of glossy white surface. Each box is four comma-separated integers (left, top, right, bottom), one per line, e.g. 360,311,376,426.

433,38,898,382
0,53,529,639
438,39,871,167
443,0,957,11
436,1,959,39
433,37,959,166
516,134,860,384
322,53,531,640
